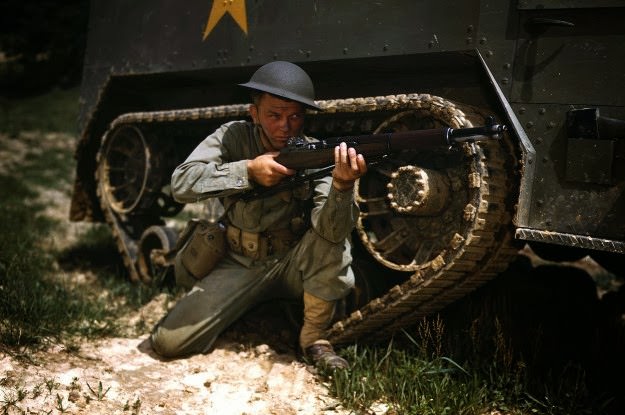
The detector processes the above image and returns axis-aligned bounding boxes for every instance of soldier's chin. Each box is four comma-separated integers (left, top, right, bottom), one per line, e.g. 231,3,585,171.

272,139,288,149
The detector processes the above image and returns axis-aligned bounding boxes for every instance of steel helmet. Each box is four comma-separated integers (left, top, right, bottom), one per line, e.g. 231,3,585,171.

239,61,321,110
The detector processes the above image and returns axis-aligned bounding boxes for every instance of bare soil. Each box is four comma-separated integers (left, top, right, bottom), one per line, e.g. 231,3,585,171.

0,132,351,415
1,328,346,415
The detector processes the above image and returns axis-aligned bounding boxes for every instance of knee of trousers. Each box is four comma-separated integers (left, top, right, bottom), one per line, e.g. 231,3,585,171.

295,230,355,301
150,326,186,358
150,324,217,358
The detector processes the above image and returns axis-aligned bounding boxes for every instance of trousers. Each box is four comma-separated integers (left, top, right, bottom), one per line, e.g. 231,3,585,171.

150,227,354,358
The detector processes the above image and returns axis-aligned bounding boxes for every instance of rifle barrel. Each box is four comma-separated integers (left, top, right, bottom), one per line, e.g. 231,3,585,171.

275,121,505,170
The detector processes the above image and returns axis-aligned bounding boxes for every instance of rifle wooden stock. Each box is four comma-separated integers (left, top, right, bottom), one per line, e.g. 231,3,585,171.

275,119,506,170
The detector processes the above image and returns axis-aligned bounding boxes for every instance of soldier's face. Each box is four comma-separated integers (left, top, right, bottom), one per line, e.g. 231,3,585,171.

250,93,305,150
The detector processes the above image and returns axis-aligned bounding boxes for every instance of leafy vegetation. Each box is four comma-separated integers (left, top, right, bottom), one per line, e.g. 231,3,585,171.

0,87,81,135
0,157,156,352
328,319,597,415
0,0,89,94
325,260,625,415
0,89,164,355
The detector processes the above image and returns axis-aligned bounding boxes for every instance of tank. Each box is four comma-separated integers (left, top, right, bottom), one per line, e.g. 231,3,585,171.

70,0,625,345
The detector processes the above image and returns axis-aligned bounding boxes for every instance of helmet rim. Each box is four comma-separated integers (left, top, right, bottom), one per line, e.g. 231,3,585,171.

239,61,322,110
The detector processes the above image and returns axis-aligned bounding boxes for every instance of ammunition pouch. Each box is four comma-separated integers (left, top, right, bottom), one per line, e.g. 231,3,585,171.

226,224,301,261
178,219,227,279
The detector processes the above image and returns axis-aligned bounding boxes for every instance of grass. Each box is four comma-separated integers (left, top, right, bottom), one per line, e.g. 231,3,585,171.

0,152,159,353
331,347,490,414
0,87,80,136
0,89,166,355
327,322,593,415
325,259,625,415
0,172,106,348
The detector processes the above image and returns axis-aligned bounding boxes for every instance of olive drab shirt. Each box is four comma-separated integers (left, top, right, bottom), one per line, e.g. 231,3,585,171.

171,120,360,261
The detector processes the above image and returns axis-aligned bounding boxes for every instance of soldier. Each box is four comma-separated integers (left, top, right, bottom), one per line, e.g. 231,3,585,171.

150,61,367,370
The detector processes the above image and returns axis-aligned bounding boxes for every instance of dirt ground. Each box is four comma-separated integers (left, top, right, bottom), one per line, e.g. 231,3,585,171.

0,315,349,415
0,132,355,415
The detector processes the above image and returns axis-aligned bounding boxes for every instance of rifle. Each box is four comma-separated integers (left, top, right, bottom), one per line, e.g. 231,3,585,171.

240,116,506,201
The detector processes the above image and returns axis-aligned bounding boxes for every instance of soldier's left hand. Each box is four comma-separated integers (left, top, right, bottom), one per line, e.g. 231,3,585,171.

331,142,367,191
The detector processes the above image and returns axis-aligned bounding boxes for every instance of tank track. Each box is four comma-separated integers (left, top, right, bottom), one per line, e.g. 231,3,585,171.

329,98,518,345
95,93,518,342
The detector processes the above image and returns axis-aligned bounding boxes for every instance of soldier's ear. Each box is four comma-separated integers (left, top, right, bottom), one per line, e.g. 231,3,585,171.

249,104,259,124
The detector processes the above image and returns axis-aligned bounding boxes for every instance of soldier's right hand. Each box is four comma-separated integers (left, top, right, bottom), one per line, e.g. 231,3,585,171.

247,152,296,187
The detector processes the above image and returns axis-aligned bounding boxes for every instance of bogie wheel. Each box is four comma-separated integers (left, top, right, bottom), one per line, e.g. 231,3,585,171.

356,106,511,275
96,124,184,282
97,125,152,215
137,225,179,284
327,95,519,344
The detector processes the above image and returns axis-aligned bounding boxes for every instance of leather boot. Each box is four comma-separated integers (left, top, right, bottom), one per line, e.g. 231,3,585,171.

300,292,349,370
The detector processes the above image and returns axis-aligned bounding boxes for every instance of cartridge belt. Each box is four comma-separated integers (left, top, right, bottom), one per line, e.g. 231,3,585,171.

226,224,301,261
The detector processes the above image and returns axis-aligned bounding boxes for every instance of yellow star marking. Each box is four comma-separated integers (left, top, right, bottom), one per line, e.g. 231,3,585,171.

203,0,248,40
